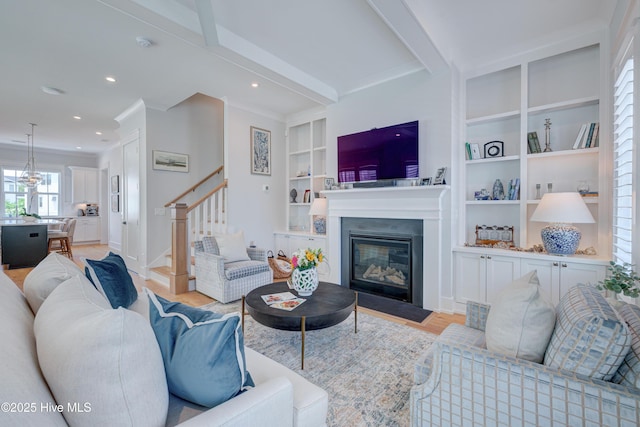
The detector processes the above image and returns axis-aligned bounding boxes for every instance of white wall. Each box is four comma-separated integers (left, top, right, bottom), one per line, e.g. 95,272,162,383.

226,105,286,249
98,144,124,250
145,93,224,267
0,143,98,217
325,70,453,182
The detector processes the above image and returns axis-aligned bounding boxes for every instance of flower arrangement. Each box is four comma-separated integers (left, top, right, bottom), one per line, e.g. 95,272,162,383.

597,261,640,298
291,248,323,271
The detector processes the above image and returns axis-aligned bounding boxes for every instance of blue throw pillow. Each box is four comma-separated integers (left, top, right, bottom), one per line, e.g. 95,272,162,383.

85,252,138,309
144,288,254,408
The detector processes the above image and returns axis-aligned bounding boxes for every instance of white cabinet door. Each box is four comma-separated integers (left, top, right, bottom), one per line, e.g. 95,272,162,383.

521,258,607,305
520,258,557,304
485,255,521,304
73,218,100,243
70,167,98,203
558,261,606,300
454,252,486,306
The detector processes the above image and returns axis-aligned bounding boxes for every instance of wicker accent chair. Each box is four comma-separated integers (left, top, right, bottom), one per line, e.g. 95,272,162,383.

194,235,273,303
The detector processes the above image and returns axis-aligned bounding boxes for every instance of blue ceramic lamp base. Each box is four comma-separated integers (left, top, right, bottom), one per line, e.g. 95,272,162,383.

540,223,581,256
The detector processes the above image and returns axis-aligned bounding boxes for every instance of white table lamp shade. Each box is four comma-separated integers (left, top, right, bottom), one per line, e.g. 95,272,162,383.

530,192,595,224
309,198,327,216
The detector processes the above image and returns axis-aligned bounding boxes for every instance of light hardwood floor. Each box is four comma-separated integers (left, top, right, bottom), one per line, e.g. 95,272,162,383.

6,244,465,335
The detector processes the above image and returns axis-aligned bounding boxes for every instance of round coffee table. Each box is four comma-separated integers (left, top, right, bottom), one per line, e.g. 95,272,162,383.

242,281,357,369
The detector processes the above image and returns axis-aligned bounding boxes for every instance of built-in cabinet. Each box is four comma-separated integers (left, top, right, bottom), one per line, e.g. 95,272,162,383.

453,248,607,312
74,217,101,243
69,167,99,204
286,117,326,233
273,232,328,279
454,37,610,313
460,41,607,253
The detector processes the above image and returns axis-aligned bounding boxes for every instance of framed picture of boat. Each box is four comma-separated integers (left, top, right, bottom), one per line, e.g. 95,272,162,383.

152,150,189,173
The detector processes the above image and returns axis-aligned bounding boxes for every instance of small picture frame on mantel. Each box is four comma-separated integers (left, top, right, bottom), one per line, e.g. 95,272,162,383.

434,167,447,185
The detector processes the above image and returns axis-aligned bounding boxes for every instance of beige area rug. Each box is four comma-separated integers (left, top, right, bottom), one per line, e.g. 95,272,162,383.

201,301,436,427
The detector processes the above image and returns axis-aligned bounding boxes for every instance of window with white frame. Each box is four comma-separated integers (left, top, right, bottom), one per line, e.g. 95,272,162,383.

1,168,61,218
612,46,634,266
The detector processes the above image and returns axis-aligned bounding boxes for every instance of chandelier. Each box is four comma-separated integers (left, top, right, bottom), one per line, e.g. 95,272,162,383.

18,123,42,188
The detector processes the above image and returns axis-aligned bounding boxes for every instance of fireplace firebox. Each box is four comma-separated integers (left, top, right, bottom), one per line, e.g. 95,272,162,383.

341,218,423,307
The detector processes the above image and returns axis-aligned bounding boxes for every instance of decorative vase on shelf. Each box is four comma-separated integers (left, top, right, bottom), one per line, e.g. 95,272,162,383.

292,267,318,296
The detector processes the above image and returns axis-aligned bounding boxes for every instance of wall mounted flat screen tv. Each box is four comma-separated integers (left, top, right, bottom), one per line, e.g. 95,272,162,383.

337,120,419,183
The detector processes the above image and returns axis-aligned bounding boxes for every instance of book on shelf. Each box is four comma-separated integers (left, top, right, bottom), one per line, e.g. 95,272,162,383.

573,124,588,149
580,191,599,197
574,122,599,149
465,142,482,160
527,132,541,154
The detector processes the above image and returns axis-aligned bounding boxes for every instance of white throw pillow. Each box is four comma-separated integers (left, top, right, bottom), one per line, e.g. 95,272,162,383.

485,271,556,363
215,231,250,262
34,275,168,427
23,252,83,314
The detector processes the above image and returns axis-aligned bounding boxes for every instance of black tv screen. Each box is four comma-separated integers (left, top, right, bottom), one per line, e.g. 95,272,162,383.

337,120,419,183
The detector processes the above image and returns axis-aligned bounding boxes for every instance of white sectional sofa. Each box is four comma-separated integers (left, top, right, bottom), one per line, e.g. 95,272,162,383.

1,253,328,427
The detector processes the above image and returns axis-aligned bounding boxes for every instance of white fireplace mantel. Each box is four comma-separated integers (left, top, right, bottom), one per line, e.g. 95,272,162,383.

322,185,451,311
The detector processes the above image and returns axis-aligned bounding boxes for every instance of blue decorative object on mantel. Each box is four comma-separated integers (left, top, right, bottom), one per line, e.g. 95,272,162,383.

540,224,582,255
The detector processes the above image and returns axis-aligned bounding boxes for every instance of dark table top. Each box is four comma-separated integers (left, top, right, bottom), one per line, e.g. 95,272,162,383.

245,281,356,331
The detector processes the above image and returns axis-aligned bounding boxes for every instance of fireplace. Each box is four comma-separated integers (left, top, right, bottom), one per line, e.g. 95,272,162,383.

341,217,423,307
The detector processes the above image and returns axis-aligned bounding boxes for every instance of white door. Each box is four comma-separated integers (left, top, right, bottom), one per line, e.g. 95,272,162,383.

122,133,140,273
485,254,521,304
454,251,486,307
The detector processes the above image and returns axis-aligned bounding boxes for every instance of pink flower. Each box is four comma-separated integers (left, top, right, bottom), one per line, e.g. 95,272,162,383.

291,256,298,268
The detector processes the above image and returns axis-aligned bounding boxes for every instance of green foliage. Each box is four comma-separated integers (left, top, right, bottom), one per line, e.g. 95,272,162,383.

19,208,41,219
597,261,640,298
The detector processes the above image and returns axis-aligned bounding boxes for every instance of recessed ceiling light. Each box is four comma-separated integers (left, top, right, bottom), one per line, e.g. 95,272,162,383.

105,76,116,83
95,131,102,135
73,115,82,120
76,146,82,150
251,82,259,88
41,86,64,95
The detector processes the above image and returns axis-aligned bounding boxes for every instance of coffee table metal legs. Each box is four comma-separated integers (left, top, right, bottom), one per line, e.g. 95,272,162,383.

355,292,358,334
301,316,306,370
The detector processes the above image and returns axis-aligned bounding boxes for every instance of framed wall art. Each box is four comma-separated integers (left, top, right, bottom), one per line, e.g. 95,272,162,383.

111,194,119,212
110,175,119,193
250,126,271,175
152,150,189,172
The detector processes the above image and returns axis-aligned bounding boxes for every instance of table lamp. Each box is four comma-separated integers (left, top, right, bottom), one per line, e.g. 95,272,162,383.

309,198,327,234
530,192,595,255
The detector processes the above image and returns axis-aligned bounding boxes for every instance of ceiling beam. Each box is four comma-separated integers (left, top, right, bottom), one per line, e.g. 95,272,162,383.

194,0,219,46
367,0,449,75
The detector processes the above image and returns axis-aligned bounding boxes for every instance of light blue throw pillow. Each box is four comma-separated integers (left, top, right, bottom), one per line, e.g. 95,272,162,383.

144,288,254,408
85,252,138,309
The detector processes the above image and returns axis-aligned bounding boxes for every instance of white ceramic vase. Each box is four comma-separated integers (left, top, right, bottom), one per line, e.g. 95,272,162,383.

292,267,318,296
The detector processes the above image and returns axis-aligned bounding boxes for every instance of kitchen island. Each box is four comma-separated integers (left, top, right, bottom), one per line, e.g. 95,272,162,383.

0,219,61,269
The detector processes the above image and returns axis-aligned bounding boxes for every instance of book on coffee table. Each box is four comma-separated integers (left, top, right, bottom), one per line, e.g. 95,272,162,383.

261,291,297,305
270,298,306,311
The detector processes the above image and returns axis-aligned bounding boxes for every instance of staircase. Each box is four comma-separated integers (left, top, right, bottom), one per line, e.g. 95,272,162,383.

149,166,227,293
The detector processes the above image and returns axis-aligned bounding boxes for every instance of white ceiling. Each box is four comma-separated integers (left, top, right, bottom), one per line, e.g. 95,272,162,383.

0,0,616,154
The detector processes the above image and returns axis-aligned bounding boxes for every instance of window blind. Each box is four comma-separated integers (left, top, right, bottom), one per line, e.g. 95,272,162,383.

613,56,634,265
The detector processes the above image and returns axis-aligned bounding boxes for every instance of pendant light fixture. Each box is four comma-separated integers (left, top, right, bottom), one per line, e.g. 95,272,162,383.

18,123,42,188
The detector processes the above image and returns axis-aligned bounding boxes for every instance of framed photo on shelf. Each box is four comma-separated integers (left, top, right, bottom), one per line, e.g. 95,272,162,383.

421,177,432,186
250,126,271,175
152,150,189,173
434,167,447,185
